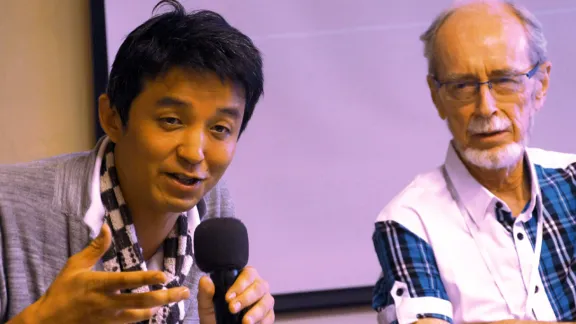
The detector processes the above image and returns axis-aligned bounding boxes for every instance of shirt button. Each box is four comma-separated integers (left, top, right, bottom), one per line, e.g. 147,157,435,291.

396,288,404,296
535,285,539,293
516,232,524,240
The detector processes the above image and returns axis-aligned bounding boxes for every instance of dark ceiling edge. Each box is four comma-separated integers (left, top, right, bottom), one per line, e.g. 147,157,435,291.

273,285,374,313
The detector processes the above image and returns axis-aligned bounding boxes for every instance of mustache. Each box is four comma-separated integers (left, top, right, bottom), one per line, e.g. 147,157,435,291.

467,116,511,135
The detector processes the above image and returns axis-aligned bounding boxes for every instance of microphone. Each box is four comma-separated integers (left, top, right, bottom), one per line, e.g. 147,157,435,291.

194,217,250,324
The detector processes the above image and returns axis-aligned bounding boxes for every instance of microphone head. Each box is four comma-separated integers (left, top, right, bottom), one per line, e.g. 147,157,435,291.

193,217,249,273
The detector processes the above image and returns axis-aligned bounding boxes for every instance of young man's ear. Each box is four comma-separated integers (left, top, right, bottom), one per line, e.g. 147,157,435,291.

98,94,124,142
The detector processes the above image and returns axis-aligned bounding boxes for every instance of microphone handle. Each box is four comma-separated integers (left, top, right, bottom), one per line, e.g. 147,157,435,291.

210,269,249,324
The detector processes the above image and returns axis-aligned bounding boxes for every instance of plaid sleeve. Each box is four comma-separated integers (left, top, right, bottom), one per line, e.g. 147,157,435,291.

373,220,453,324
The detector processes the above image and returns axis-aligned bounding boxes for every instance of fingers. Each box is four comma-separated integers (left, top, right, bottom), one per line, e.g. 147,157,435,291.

254,307,275,324
225,266,259,302
70,223,112,269
241,293,274,324
84,270,167,291
197,276,215,312
110,287,190,309
225,267,273,323
111,307,161,324
228,273,269,314
227,267,275,324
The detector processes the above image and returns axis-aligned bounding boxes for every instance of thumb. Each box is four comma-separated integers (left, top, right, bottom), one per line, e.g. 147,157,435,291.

197,276,216,323
73,223,112,269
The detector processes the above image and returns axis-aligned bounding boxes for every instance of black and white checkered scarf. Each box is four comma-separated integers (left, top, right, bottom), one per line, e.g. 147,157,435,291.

99,140,194,324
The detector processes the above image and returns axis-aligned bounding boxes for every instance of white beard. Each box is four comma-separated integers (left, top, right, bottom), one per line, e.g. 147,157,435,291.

458,142,525,170
449,109,535,170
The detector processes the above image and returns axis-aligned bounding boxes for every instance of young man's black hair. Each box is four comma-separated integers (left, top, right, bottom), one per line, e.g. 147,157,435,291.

107,0,264,135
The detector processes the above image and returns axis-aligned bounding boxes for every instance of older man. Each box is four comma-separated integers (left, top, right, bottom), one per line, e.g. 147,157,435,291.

372,1,576,323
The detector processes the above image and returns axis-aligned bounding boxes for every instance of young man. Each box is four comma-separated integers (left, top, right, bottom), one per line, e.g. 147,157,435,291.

0,1,274,323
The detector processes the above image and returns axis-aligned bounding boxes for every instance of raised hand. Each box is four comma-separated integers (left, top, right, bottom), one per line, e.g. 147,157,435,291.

9,224,190,324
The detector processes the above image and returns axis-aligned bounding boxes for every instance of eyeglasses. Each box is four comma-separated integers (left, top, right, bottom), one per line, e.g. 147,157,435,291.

433,62,541,101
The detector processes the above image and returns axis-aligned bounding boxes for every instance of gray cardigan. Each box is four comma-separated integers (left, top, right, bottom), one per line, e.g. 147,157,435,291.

0,139,235,323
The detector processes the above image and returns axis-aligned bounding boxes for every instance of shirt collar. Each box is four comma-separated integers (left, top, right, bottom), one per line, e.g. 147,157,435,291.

443,142,541,224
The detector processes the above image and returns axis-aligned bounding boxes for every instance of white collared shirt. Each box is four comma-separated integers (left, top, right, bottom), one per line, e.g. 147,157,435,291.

372,144,576,324
83,137,201,271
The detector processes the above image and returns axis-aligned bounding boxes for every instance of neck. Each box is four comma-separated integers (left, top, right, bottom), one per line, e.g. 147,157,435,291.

129,205,180,261
115,178,178,262
464,156,531,215
113,145,179,261
468,159,524,193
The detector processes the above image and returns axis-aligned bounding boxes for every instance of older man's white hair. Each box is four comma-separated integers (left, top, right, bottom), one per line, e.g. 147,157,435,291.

420,0,548,76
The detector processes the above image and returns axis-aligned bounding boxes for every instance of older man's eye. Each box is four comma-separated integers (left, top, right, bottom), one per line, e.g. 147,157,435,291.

448,81,475,92
457,82,475,89
493,77,518,84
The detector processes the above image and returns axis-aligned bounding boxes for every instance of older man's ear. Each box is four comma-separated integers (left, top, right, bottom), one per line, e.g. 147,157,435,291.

534,62,552,111
427,75,447,120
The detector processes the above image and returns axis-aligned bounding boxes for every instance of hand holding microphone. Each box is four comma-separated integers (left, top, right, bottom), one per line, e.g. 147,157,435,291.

194,218,275,324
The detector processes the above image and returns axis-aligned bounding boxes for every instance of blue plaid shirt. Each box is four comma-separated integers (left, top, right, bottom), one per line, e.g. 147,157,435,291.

372,146,576,323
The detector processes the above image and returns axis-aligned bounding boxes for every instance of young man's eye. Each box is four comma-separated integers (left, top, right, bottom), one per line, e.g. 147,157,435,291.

213,125,231,133
160,117,182,125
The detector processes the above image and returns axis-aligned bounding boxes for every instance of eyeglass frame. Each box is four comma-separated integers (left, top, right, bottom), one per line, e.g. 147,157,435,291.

431,62,541,101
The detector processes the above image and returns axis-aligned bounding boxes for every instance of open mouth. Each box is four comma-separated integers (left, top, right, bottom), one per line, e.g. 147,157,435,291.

167,173,203,186
475,130,506,137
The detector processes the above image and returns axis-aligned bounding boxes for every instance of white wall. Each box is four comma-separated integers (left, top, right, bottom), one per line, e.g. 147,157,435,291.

0,0,94,163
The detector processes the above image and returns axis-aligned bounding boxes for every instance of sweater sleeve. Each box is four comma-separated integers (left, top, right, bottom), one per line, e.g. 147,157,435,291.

0,205,7,322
